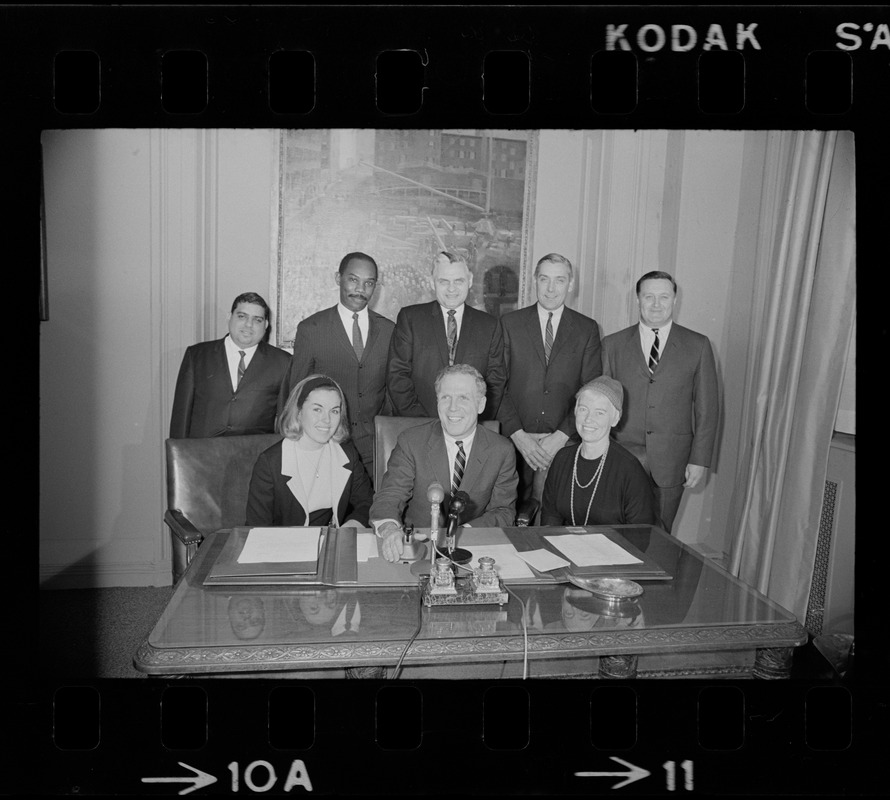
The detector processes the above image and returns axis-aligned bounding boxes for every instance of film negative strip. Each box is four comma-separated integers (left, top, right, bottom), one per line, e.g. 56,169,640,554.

13,3,887,797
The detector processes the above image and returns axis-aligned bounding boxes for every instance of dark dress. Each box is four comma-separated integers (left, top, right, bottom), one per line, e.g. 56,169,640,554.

245,439,372,527
540,441,659,527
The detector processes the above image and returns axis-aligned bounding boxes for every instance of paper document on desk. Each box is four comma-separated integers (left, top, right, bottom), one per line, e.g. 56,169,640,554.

462,544,536,579
356,532,378,562
515,548,571,572
238,528,322,564
544,534,642,567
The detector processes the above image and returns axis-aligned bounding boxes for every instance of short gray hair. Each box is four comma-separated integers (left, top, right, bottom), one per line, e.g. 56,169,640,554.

434,363,486,399
534,252,573,278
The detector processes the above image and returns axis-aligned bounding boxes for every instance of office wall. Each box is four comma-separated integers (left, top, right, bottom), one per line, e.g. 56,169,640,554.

40,129,276,587
531,130,757,557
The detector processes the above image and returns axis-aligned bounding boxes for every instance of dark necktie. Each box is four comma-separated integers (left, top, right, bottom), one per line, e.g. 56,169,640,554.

446,310,457,366
452,440,466,496
237,350,246,387
544,312,554,364
352,312,364,360
648,328,660,373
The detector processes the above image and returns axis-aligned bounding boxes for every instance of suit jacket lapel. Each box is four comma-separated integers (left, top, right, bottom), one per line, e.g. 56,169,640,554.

327,442,352,526
280,439,309,517
217,339,236,396
429,302,451,365
631,326,651,378
521,306,547,368
426,422,452,496
460,425,490,491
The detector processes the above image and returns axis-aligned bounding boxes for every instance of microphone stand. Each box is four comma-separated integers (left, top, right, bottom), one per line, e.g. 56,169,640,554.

444,492,472,565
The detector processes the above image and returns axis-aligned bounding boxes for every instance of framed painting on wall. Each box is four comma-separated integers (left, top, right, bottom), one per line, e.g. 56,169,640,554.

272,129,539,349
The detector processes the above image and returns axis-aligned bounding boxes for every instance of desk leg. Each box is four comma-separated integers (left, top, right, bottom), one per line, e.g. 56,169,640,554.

599,654,638,679
753,646,794,679
346,666,387,679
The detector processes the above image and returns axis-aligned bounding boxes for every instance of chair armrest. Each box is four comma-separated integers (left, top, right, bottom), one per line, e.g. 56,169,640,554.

164,509,205,546
515,498,540,527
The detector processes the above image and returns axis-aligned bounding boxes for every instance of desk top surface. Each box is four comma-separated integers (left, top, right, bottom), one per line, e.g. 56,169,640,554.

136,525,806,674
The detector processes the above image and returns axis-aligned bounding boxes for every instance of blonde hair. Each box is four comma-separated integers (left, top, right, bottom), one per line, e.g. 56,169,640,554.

278,374,350,442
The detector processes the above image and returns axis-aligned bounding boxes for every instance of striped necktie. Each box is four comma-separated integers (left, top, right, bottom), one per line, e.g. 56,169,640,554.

648,329,660,373
446,309,457,366
352,312,364,360
544,312,554,364
237,350,246,387
452,440,466,496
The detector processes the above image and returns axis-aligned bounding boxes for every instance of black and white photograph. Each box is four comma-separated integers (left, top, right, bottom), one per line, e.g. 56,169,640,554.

38,127,855,682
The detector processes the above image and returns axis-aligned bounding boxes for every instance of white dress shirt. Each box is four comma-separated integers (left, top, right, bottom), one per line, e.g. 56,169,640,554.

224,335,259,391
337,303,370,345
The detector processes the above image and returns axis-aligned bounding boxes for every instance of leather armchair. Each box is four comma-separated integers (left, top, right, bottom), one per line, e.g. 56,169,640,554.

373,416,539,526
164,434,281,582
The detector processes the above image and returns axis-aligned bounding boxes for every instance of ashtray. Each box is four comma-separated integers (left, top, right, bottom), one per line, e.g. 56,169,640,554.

566,575,644,600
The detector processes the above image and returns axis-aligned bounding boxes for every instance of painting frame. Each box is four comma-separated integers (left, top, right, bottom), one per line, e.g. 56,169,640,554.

271,128,539,350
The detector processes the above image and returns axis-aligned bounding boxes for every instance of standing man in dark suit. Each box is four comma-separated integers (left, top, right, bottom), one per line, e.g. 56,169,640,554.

170,292,291,438
278,252,394,483
498,253,602,503
387,251,505,421
601,271,719,533
371,364,518,562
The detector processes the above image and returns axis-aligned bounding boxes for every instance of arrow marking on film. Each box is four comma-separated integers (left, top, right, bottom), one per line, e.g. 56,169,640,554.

141,762,218,795
575,756,651,789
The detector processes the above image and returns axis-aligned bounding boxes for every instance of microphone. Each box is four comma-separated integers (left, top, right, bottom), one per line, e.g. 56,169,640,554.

427,482,445,503
445,491,472,565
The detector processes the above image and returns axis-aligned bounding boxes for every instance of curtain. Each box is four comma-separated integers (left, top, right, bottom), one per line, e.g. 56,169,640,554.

727,130,856,620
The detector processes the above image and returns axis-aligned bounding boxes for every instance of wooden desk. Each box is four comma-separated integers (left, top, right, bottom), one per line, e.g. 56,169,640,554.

134,525,807,679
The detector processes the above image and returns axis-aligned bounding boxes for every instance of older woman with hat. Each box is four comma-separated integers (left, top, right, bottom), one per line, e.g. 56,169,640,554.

246,374,372,528
540,376,659,527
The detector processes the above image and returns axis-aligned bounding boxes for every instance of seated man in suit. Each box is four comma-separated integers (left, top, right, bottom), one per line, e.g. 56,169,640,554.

370,364,518,562
387,251,505,421
169,292,291,438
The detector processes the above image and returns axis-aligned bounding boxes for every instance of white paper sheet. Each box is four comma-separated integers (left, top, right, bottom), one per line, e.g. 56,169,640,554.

462,544,536,580
543,534,642,567
237,527,322,564
357,532,379,562
515,548,571,572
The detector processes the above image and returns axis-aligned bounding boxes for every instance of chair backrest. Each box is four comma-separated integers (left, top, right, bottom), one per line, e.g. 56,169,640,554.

373,416,500,488
165,434,282,533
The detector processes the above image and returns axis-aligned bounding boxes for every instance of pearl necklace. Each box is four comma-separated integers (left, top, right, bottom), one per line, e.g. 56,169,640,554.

570,443,608,527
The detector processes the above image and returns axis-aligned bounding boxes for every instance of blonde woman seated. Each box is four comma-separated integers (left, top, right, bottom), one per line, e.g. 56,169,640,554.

246,375,372,528
540,376,659,527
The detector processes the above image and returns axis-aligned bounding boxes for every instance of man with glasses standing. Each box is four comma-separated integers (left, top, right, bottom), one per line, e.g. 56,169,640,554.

279,252,394,484
170,292,291,438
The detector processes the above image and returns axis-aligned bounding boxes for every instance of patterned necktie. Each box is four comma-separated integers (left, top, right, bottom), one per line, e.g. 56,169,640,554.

237,350,246,387
648,328,660,373
446,309,457,366
544,312,554,364
452,440,466,496
352,312,364,360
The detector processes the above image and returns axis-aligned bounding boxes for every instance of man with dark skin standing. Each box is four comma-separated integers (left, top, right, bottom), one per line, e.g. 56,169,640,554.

170,292,291,438
279,252,394,483
601,271,719,533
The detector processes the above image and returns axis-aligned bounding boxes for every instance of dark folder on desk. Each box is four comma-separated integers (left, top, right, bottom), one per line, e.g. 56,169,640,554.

203,527,417,587
501,526,671,583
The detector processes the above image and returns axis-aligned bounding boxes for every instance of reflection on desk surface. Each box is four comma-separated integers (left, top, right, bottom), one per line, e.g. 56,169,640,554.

149,525,795,650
